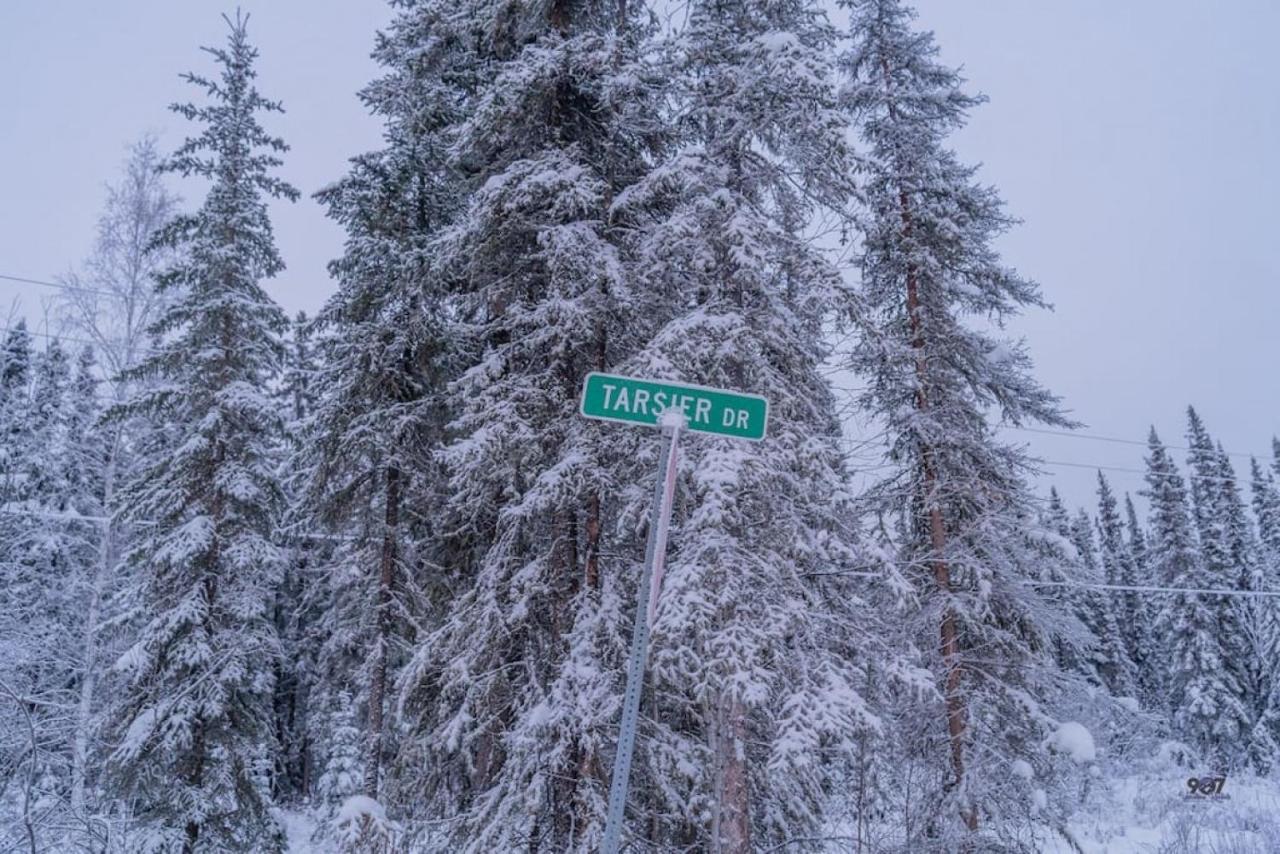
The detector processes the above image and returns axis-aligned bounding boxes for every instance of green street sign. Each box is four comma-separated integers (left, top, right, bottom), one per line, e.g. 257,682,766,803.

579,372,768,441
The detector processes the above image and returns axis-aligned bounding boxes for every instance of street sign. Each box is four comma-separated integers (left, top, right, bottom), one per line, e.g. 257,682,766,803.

586,372,768,854
580,372,768,442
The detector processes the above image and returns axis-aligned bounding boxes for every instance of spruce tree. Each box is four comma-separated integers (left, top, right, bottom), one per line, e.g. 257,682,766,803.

1038,488,1091,676
841,0,1077,842
1122,492,1160,701
1184,409,1255,766
1071,508,1135,696
1245,457,1280,771
299,0,466,815
102,14,296,851
1145,428,1248,770
0,322,34,503
1095,473,1144,698
391,0,665,847
0,339,85,847
609,0,903,846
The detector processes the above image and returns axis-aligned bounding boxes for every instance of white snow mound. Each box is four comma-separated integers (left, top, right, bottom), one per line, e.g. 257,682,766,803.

1045,721,1096,762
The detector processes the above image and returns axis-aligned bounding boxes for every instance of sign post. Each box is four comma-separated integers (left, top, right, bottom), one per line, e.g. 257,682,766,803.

582,373,767,854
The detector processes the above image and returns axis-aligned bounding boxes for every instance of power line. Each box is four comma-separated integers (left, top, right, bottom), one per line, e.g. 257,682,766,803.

823,569,1280,600
0,272,120,300
0,324,156,356
1039,458,1248,487
1027,579,1280,600
0,507,351,543
835,438,1255,487
1005,424,1262,462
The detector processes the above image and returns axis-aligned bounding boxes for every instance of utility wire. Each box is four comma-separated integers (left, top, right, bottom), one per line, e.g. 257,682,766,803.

823,569,1280,600
1039,458,1249,487
0,507,351,543
0,272,120,300
1005,424,1263,462
1026,579,1280,599
835,438,1256,487
0,323,157,356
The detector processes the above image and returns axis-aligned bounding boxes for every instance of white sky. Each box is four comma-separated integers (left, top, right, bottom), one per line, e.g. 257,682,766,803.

1,1,1277,512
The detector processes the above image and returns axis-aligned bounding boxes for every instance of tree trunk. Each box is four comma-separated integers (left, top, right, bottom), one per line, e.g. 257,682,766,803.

878,43,975,830
365,465,402,799
907,217,974,832
714,696,751,853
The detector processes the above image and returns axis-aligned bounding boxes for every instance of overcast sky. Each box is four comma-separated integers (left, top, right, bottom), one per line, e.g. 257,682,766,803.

1,1,1277,511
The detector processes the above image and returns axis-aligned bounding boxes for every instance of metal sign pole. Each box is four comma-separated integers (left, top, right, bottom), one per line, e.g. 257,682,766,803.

601,421,681,854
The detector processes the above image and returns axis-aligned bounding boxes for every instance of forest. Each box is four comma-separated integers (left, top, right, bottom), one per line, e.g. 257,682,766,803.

1,0,1277,852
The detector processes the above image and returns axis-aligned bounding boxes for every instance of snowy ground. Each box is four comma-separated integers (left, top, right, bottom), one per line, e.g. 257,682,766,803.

280,808,321,853
1042,765,1280,854
278,761,1280,853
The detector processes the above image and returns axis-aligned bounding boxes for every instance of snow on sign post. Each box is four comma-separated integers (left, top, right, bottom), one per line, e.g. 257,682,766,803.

582,372,768,854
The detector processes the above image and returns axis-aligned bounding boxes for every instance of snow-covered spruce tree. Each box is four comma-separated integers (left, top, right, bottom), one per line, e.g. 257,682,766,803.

841,0,1083,842
1095,473,1147,700
1070,508,1135,697
1249,457,1280,771
1144,428,1248,770
0,322,34,504
267,312,328,802
101,14,297,851
0,338,87,849
391,0,667,848
1035,489,1092,678
587,0,923,848
1122,492,1162,702
1212,441,1280,773
298,1,467,818
1183,408,1254,767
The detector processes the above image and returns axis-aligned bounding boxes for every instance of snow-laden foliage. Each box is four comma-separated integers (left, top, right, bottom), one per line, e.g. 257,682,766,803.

1096,474,1148,698
1144,429,1249,773
99,14,296,851
600,0,920,849
5,1,1279,851
390,0,667,849
292,0,468,826
838,0,1095,847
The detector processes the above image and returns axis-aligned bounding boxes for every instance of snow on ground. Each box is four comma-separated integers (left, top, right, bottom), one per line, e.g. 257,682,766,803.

279,755,1280,853
280,808,322,853
1042,760,1280,853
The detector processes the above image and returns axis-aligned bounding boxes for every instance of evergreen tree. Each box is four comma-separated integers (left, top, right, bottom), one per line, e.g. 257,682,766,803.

1071,508,1135,696
391,0,666,848
1144,428,1248,770
841,0,1077,842
1095,473,1145,698
1246,458,1280,772
300,0,466,815
1122,491,1160,701
1037,488,1091,676
271,312,322,802
1184,408,1254,766
102,14,296,851
0,339,83,847
0,322,34,503
608,0,905,847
